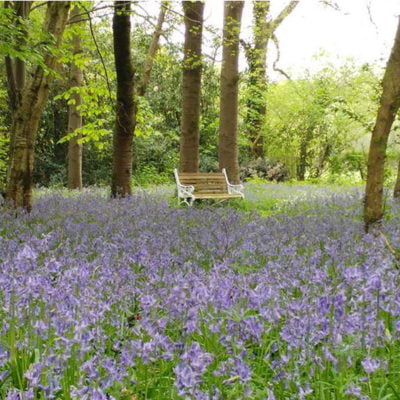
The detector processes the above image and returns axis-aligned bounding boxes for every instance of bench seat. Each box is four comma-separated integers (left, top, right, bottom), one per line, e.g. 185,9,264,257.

174,169,244,206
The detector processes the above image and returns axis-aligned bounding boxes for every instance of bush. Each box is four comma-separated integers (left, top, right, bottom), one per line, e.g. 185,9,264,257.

133,165,173,187
240,158,288,182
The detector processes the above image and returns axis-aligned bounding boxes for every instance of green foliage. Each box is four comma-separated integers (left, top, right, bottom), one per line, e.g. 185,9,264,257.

133,165,173,187
0,3,65,76
261,61,381,180
330,150,367,181
56,84,114,148
0,2,395,190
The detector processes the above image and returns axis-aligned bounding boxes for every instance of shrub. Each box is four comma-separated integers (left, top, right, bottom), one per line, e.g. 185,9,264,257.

240,158,289,182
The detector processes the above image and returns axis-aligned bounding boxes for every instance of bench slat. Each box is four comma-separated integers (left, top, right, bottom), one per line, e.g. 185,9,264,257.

193,193,242,199
179,175,225,180
194,182,227,190
180,181,226,186
179,172,224,176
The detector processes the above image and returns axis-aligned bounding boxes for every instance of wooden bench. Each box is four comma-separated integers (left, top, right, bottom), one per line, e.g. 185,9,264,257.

174,168,244,206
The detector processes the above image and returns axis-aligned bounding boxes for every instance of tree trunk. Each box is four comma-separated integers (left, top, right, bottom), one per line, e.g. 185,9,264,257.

67,6,84,190
111,1,136,197
14,2,31,92
394,159,400,199
6,2,71,211
244,1,298,159
364,18,400,232
245,2,269,159
297,140,308,181
4,1,32,187
179,1,204,173
296,128,314,180
137,2,168,97
132,2,167,173
311,142,331,178
218,1,244,184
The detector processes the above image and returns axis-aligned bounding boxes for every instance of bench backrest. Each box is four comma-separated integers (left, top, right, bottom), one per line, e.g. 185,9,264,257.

177,172,228,193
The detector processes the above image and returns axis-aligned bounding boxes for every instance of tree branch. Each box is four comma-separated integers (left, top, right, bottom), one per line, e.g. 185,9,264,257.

137,1,168,97
239,39,253,64
270,1,299,33
80,3,113,102
30,1,49,13
5,56,17,111
366,0,379,34
271,33,291,80
319,0,341,12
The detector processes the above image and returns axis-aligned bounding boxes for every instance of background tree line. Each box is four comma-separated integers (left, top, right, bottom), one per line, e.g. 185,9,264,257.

0,1,399,230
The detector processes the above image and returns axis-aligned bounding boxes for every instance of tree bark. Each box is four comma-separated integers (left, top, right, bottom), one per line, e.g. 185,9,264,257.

245,2,269,159
4,1,32,187
394,159,400,199
311,142,331,178
67,6,84,190
244,1,298,159
364,17,400,232
4,1,32,112
6,2,71,211
179,1,205,173
218,1,244,183
111,1,136,197
137,2,168,97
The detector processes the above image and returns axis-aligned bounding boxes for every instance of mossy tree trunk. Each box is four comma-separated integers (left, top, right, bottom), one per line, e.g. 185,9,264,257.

244,1,298,159
6,2,71,210
218,1,244,184
179,1,205,173
394,159,400,199
364,18,400,232
4,1,32,187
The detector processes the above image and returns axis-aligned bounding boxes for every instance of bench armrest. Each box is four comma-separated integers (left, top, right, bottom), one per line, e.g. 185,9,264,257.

222,168,245,198
177,183,195,198
227,183,244,194
227,183,244,197
174,169,195,198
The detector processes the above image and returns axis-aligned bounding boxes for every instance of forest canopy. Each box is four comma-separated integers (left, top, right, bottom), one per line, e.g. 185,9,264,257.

0,1,396,192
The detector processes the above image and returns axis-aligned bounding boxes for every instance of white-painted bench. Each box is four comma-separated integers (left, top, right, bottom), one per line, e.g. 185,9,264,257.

174,168,244,206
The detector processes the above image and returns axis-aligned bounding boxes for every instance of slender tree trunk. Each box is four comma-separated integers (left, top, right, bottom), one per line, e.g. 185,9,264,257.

111,1,136,197
6,2,71,210
297,140,308,181
132,2,167,173
364,18,400,232
296,127,314,180
311,142,331,178
243,1,298,159
13,1,31,92
245,2,269,159
137,3,168,97
67,6,84,190
219,1,244,184
179,1,204,173
394,159,400,199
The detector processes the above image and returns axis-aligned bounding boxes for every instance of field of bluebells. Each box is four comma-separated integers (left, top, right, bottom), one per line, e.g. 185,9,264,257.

1,184,400,400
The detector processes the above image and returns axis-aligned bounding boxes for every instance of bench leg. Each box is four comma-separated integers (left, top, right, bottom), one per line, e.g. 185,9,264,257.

179,197,193,207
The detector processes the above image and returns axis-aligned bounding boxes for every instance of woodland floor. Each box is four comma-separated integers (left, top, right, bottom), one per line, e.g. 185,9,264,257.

0,183,399,400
